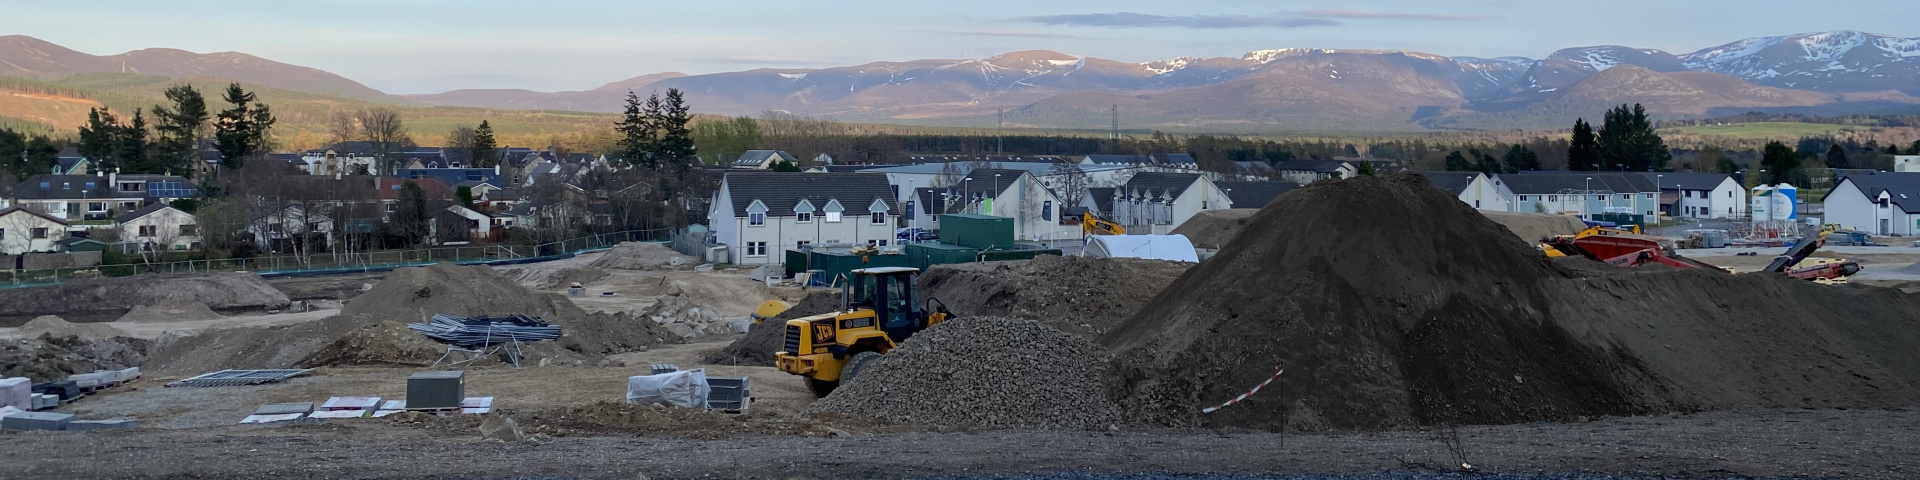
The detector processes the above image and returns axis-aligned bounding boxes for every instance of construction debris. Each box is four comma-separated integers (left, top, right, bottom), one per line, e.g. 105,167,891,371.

408,314,561,350
17,316,130,340
704,292,843,365
809,317,1120,430
165,369,313,387
637,294,740,341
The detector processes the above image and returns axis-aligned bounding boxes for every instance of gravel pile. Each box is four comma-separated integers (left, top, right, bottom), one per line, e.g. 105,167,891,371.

920,255,1191,337
590,242,694,270
809,316,1120,430
17,315,129,340
703,292,842,365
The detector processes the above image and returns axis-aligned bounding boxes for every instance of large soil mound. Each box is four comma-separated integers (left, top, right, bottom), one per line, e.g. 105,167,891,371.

18,315,129,340
810,316,1120,430
1170,209,1257,249
0,273,289,326
146,263,681,375
920,255,1192,337
591,242,694,270
1106,174,1920,431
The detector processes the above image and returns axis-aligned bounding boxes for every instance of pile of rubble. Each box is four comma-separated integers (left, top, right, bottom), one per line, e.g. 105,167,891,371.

809,317,1120,431
637,294,743,341
590,242,695,271
919,255,1192,337
0,334,149,383
704,293,842,365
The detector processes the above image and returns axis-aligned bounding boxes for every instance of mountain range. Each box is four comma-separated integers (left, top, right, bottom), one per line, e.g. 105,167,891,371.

3,31,1919,132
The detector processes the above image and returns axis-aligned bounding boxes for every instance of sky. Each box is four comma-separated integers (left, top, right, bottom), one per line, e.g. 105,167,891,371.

7,0,1917,94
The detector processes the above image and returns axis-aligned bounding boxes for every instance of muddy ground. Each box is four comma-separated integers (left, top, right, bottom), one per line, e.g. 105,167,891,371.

0,409,1909,479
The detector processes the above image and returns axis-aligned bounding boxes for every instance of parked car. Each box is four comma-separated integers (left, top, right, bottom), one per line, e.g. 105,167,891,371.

896,227,938,243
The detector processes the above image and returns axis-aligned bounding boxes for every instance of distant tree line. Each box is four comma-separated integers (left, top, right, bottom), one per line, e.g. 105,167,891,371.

71,83,275,176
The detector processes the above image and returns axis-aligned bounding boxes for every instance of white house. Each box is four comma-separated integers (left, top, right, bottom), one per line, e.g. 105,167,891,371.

1109,172,1232,234
115,204,199,252
859,162,1135,207
441,204,494,241
1422,172,1514,212
1895,155,1919,173
0,207,69,254
708,172,898,265
1823,172,1920,235
1641,172,1745,219
942,168,1075,242
731,150,800,170
1499,173,1659,220
250,204,335,253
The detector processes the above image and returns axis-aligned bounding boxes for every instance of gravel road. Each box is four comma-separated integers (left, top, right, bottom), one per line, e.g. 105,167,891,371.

0,409,1909,479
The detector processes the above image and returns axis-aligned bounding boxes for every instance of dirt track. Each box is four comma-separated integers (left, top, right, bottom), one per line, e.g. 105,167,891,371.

0,409,1909,479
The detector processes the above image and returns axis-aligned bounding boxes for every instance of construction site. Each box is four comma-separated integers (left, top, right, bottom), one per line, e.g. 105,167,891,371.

0,174,1915,479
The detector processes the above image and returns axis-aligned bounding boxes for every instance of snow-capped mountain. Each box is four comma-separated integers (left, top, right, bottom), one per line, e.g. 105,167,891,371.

1682,31,1920,94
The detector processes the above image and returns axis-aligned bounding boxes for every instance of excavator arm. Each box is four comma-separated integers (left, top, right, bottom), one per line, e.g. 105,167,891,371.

1083,213,1125,236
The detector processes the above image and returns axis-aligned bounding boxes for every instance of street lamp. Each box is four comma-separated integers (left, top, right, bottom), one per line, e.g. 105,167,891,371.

963,177,973,214
1656,174,1663,235
1584,177,1592,219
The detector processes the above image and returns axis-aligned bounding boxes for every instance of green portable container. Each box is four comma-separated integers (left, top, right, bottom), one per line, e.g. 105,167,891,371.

977,247,1063,262
905,242,980,270
809,250,910,285
940,213,1014,250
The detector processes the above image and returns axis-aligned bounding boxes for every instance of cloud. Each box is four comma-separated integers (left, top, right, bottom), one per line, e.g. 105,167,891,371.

1014,12,1338,29
931,29,1083,39
1299,9,1488,21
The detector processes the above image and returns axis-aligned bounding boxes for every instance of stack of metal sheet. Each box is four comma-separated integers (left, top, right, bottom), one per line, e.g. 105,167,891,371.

407,314,561,349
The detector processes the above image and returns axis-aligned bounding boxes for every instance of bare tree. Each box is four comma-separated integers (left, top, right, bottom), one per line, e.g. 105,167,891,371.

355,108,411,173
1047,162,1089,209
326,111,357,146
445,125,476,165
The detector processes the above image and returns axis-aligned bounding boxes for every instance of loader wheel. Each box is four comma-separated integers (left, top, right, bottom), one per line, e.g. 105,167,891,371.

806,377,838,398
840,351,883,386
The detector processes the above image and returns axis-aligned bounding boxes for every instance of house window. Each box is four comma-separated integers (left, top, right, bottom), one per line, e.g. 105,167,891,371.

88,202,106,212
1518,195,1529,201
1547,195,1557,202
0,228,5,240
870,212,886,224
796,212,812,223
1594,195,1605,201
1641,193,1651,200
746,241,767,257
796,240,811,249
139,225,157,237
930,215,939,222
180,224,197,236
826,211,842,223
868,239,889,247
1043,201,1053,221
749,212,765,226
31,228,48,239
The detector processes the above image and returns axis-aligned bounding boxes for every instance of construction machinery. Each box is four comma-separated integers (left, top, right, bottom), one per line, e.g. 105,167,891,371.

775,267,954,397
1083,212,1126,236
1539,224,1648,259
1762,237,1862,283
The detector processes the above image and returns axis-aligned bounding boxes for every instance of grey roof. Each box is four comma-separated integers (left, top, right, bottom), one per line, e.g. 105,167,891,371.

1832,172,1920,214
1087,187,1116,214
113,203,172,224
1121,172,1204,200
1498,173,1656,195
1083,154,1196,165
733,150,798,167
914,187,953,213
814,165,877,173
10,175,134,200
1276,159,1346,173
960,169,1029,195
722,172,895,218
1636,172,1735,192
1420,172,1481,195
1217,181,1301,208
901,154,1070,164
0,206,68,225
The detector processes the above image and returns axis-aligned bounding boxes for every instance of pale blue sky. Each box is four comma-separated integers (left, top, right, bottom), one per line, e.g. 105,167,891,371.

7,0,1915,94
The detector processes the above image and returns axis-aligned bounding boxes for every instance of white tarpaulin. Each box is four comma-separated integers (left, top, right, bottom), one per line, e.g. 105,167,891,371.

626,368,710,408
1082,234,1200,262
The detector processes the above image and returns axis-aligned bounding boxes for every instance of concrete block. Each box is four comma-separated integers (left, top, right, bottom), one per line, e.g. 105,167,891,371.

67,419,138,431
321,396,381,411
253,402,315,416
0,377,29,410
112,367,140,382
2,411,74,431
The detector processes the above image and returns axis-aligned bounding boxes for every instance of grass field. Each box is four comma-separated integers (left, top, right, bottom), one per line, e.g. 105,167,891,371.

1659,122,1873,139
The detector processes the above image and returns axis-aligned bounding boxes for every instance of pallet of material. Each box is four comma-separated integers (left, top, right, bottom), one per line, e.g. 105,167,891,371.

2,411,74,431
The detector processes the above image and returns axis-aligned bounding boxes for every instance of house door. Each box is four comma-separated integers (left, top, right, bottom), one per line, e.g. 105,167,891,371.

1880,219,1890,235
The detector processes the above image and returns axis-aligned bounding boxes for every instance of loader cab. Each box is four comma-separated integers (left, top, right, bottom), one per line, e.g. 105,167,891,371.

843,267,923,343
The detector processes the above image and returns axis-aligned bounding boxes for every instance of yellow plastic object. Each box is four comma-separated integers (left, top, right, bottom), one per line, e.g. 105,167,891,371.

750,300,791,324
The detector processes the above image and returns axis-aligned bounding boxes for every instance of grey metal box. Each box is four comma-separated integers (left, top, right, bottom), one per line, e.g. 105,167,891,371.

254,402,315,415
2,411,74,431
407,370,465,410
707,376,751,410
67,419,138,431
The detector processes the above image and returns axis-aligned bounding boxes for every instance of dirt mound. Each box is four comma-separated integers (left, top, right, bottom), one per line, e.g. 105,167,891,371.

703,293,842,365
920,255,1192,337
18,316,129,340
1480,210,1590,243
1106,174,1920,431
0,273,289,326
1,335,149,383
591,242,694,271
810,317,1120,430
115,300,225,323
1170,209,1258,249
145,263,682,375
501,265,611,290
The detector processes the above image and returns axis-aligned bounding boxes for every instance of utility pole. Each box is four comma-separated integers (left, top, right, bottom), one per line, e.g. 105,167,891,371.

996,108,1004,155
1110,105,1119,153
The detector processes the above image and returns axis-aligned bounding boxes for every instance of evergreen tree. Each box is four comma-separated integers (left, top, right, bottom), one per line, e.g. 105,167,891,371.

1825,144,1849,169
1716,157,1741,175
213,83,274,170
0,129,23,178
1444,151,1473,171
1595,104,1671,171
393,180,429,246
1889,145,1902,155
770,160,801,172
24,135,58,175
1469,148,1505,174
456,185,474,207
1504,144,1540,171
613,91,653,168
656,88,697,169
119,109,151,173
1355,159,1376,176
1568,118,1599,171
1909,140,1920,155
470,120,497,167
151,84,209,176
1760,141,1800,186
78,108,121,170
